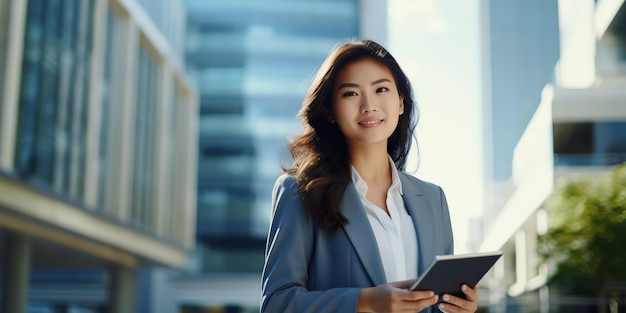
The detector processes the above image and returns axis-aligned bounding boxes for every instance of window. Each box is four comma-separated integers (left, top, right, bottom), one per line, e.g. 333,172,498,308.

15,0,94,202
553,121,626,165
97,10,117,211
129,45,159,229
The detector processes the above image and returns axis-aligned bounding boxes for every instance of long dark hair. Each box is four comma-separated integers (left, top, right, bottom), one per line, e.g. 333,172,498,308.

284,39,418,233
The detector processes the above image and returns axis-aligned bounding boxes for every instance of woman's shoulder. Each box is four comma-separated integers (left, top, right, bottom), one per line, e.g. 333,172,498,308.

272,173,301,201
271,173,310,224
274,173,297,189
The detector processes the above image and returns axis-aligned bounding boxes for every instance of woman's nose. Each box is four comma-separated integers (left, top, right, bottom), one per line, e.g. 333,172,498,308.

360,95,378,113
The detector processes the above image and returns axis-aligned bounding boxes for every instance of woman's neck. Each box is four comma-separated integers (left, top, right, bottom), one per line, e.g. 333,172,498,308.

350,146,391,185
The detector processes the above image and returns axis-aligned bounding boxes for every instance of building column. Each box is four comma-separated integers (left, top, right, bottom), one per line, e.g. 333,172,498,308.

2,232,32,313
83,0,108,208
109,264,137,313
0,0,27,170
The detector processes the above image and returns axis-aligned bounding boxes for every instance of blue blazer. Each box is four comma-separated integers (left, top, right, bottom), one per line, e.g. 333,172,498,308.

261,173,453,313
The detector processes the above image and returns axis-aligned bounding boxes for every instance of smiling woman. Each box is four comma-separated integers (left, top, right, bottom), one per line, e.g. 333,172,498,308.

260,39,480,313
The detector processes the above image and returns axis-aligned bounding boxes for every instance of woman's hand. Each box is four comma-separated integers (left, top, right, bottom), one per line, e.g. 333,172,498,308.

357,279,439,313
437,284,479,313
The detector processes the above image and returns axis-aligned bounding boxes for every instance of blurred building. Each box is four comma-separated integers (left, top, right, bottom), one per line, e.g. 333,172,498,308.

136,0,387,312
0,0,198,312
478,0,626,312
476,1,560,308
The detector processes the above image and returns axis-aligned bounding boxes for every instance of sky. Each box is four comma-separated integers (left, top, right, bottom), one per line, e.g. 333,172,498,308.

388,0,483,253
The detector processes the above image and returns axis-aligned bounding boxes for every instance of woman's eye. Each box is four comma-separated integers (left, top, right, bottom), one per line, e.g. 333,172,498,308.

342,91,358,97
376,87,389,93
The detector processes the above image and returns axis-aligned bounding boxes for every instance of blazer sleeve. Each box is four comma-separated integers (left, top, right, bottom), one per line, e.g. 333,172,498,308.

260,174,361,313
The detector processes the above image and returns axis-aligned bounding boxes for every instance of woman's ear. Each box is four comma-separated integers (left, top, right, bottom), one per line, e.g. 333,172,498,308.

399,96,404,115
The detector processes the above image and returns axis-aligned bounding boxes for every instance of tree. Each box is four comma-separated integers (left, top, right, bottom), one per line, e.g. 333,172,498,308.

539,162,626,298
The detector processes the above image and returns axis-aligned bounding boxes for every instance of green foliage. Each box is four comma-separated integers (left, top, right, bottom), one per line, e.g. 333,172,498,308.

539,163,626,296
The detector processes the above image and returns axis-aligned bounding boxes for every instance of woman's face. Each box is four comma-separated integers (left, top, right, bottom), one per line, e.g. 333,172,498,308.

331,58,404,149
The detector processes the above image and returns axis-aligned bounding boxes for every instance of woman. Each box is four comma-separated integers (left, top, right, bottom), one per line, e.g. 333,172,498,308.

260,39,478,313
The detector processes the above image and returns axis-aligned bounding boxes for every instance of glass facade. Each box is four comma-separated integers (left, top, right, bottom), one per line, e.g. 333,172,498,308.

479,2,560,309
130,46,159,230
479,1,626,311
96,10,116,211
486,0,560,181
482,0,561,225
185,0,359,273
15,0,94,199
1,0,197,311
12,0,190,232
135,0,186,59
163,87,182,239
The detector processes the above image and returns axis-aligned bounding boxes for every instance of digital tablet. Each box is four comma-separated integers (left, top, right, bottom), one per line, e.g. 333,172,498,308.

409,251,502,298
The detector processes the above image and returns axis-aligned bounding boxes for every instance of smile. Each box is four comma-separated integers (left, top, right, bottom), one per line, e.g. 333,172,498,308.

358,119,383,127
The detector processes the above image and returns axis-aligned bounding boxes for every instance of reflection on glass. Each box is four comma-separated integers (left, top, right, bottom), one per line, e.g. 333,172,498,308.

15,0,94,202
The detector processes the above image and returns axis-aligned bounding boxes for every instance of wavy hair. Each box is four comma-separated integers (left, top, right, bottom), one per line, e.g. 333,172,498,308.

284,39,419,233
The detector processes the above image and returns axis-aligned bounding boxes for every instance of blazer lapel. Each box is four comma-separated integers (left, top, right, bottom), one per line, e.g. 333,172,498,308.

340,184,387,286
399,173,437,275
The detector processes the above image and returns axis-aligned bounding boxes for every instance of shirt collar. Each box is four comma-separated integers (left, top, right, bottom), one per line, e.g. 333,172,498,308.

350,155,403,196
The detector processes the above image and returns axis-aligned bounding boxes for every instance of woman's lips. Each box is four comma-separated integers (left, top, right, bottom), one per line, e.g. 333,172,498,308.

358,119,383,127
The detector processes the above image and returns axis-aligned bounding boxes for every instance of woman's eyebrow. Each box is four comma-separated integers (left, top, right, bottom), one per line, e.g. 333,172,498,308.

337,78,392,90
337,82,359,89
371,78,392,85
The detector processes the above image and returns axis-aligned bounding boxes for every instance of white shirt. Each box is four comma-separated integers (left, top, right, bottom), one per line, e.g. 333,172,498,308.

351,157,418,282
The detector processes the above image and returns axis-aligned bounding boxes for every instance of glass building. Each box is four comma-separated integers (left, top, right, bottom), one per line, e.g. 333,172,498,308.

479,0,561,231
478,0,626,311
186,0,363,274
138,0,388,312
0,0,197,312
474,1,560,311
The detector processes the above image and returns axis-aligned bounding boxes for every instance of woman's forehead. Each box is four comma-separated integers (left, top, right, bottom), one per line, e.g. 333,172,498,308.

334,59,395,85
